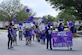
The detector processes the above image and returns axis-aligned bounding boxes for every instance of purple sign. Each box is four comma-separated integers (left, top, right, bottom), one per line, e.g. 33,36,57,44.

52,31,73,47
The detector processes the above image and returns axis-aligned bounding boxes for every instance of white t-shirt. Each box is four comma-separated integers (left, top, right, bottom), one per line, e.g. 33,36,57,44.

39,23,45,31
25,23,31,28
18,25,23,31
48,29,52,34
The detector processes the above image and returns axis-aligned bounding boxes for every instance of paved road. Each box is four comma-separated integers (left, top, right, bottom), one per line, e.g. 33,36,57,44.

0,32,82,55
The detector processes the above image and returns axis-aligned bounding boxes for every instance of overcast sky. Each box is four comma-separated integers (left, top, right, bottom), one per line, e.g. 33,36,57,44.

0,0,60,17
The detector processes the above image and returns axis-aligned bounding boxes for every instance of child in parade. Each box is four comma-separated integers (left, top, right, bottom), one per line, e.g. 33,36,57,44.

7,23,13,49
25,28,31,45
46,22,52,50
12,27,17,45
36,26,40,42
18,25,23,40
29,28,32,43
32,28,35,41
40,30,45,44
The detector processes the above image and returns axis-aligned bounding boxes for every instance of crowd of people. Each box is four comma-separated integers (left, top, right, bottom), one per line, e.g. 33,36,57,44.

7,20,76,50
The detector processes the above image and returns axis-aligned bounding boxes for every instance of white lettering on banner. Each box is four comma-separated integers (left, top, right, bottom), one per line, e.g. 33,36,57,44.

57,31,67,36
54,38,57,42
54,43,67,47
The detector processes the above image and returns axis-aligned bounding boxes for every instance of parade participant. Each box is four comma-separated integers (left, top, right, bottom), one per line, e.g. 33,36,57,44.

7,23,13,49
12,27,17,45
70,25,76,34
58,23,65,32
40,30,45,44
32,28,35,41
29,28,32,44
46,22,52,50
25,28,31,45
23,22,26,37
24,20,32,45
31,22,36,41
18,22,23,40
68,21,76,37
39,19,45,44
35,25,40,42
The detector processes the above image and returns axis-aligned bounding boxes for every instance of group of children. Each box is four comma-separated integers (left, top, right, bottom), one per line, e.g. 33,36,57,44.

7,21,76,50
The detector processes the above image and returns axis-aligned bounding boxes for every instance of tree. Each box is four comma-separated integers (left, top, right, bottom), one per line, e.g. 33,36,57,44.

55,9,76,24
0,0,22,22
42,15,55,24
0,0,35,22
16,6,36,22
45,0,82,20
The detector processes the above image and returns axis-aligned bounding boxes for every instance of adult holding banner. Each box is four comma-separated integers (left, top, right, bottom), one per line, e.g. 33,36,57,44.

58,23,65,32
51,20,73,50
46,22,52,50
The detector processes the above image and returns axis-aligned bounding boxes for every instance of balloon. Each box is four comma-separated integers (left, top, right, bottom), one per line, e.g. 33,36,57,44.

29,16,34,21
33,21,36,24
13,19,17,23
48,21,51,25
45,26,48,30
26,8,30,12
59,18,62,21
34,29,37,33
68,21,74,26
41,19,44,23
18,22,22,26
58,18,63,23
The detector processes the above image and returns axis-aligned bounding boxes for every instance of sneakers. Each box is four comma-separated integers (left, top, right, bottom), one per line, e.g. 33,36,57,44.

46,47,52,50
8,46,13,49
26,42,28,45
10,46,13,48
50,48,52,50
8,47,10,49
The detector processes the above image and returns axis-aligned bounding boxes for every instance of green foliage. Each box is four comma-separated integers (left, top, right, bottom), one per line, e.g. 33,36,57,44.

0,0,35,22
16,6,34,22
45,0,82,20
55,9,76,25
42,15,55,24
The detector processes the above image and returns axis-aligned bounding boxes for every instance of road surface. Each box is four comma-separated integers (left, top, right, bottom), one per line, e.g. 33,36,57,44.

0,31,82,55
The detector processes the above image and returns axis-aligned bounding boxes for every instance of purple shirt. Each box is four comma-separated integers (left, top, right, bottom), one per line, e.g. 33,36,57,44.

8,27,12,37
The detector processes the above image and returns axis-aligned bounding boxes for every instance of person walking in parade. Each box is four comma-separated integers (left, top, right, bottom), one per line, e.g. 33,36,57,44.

40,30,45,44
32,28,35,41
35,25,40,42
46,22,52,50
18,24,23,40
68,21,76,37
12,26,17,45
25,28,32,45
7,23,13,49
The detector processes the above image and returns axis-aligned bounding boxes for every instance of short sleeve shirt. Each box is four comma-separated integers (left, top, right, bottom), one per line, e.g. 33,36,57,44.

58,26,64,32
8,27,12,37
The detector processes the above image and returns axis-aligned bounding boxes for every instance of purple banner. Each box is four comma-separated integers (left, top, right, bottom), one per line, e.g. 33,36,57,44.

52,31,73,47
